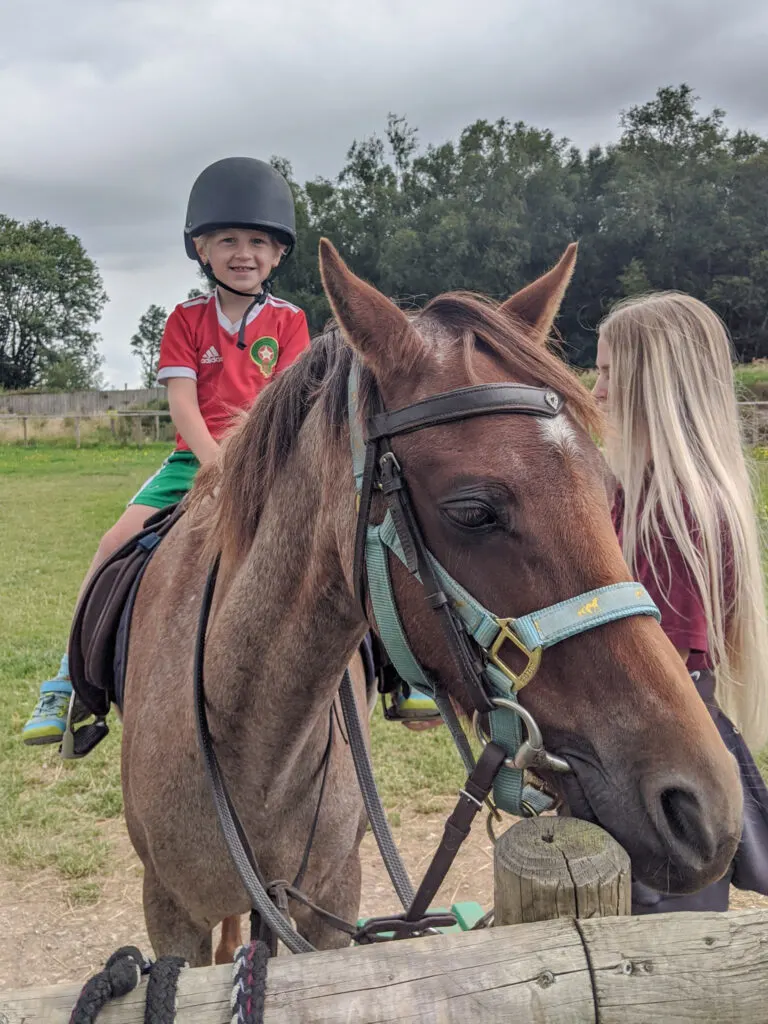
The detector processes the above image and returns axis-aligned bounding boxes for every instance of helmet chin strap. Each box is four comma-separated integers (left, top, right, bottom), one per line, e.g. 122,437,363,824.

199,261,272,349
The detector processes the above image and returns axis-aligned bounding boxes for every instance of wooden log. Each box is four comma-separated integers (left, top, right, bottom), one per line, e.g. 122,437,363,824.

2,911,767,1023
581,909,768,1024
494,816,631,925
22,416,27,446
74,415,81,449
154,412,160,441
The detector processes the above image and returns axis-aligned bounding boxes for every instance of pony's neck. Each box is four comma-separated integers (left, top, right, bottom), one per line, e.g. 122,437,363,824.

204,408,363,770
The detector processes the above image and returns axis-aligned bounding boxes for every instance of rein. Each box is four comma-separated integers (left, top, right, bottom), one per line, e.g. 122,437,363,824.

193,560,460,949
192,359,662,955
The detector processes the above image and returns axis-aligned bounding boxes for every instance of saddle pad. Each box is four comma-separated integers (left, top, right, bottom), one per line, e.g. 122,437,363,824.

68,503,185,717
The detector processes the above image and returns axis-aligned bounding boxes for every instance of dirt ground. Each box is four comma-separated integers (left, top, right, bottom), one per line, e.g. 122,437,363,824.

0,804,497,989
1,806,766,991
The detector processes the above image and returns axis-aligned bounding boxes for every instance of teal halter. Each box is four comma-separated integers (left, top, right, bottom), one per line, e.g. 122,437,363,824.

348,363,660,815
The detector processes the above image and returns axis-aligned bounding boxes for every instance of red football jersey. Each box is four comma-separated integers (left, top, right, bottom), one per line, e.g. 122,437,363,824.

156,290,310,451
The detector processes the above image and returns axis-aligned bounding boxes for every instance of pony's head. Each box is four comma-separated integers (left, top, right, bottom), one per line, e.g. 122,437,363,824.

319,239,742,896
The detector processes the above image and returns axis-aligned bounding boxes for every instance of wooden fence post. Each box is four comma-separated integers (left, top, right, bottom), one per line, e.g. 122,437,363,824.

74,416,81,449
154,413,160,441
22,416,28,446
494,816,631,926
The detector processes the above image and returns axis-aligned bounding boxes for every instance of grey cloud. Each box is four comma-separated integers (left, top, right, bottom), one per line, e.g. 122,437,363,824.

1,0,767,386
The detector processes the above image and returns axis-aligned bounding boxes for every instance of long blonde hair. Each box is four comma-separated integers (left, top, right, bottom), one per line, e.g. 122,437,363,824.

600,292,768,750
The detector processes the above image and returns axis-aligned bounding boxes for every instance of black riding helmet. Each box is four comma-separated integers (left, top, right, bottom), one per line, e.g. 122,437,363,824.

184,157,297,347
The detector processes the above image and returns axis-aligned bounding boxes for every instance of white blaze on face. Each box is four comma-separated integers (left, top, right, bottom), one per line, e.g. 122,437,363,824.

539,415,580,457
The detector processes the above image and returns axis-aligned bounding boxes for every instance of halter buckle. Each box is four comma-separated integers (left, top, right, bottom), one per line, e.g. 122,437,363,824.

489,619,542,691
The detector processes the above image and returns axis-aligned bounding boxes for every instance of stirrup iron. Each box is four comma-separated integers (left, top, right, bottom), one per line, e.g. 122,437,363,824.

60,691,109,760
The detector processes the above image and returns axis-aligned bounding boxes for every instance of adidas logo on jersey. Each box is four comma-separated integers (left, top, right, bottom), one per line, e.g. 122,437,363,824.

201,346,223,365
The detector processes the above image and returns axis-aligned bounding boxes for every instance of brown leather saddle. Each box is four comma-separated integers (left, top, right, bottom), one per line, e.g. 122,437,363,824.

65,502,186,756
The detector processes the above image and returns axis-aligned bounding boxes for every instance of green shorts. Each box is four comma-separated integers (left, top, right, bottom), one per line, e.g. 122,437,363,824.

128,450,201,510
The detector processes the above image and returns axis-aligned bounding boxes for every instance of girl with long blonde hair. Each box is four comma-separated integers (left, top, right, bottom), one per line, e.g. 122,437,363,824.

595,291,768,913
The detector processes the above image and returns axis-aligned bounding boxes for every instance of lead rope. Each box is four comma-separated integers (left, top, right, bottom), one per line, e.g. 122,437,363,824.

69,947,151,1024
70,943,271,1024
69,948,191,1024
230,941,270,1024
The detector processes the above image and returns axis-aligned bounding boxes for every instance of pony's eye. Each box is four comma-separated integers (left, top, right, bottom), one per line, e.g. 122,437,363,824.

443,502,498,531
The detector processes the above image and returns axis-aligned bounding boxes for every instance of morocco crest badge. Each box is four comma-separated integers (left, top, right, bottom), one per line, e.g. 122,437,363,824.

250,337,279,378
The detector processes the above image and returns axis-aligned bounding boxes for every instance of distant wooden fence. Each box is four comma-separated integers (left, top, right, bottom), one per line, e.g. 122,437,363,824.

2,402,768,450
0,388,165,416
739,400,768,446
2,818,766,1022
0,410,174,446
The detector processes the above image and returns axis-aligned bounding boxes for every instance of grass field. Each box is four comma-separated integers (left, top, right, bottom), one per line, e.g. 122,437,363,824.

2,442,767,904
0,444,464,898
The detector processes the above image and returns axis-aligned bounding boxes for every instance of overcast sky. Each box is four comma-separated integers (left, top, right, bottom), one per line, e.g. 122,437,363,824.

2,0,767,388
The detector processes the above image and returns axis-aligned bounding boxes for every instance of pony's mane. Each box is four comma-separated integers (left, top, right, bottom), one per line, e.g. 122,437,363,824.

195,292,600,564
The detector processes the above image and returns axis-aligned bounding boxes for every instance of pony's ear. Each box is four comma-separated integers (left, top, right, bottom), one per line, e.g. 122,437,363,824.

319,238,425,381
500,243,578,343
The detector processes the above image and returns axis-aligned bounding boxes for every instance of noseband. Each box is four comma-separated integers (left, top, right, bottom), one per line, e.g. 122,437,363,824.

348,363,660,814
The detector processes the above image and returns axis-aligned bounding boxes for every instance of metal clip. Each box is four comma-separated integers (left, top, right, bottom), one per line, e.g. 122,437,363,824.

354,912,456,944
473,697,571,775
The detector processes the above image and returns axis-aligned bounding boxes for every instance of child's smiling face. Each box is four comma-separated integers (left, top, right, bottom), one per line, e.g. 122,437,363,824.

196,228,285,293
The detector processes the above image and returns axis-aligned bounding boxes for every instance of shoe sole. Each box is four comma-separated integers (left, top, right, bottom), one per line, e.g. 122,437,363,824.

23,732,64,746
396,703,441,719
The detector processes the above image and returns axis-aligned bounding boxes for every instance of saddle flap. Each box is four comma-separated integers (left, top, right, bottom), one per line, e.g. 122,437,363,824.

69,502,184,718
84,551,145,695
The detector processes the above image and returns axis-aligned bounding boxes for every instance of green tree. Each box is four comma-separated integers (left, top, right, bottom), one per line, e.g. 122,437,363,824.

268,156,333,331
42,349,105,391
265,86,768,361
0,217,107,389
617,258,653,298
130,304,168,387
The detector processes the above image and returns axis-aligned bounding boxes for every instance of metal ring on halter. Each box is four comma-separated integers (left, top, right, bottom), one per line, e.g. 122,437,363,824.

473,697,571,774
485,799,539,844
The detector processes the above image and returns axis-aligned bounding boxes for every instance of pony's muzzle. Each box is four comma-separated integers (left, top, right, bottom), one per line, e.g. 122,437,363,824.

643,774,741,891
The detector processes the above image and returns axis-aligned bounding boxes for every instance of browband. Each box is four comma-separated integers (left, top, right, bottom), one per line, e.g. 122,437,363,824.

365,383,564,441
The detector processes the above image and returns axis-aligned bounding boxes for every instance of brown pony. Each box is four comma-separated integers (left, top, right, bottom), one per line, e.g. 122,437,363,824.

121,241,742,965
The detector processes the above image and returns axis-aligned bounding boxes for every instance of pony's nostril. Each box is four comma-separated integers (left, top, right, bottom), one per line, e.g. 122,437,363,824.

660,787,707,852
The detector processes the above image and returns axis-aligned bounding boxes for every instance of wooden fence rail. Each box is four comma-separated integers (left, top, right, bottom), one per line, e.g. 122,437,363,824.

0,410,173,447
2,909,767,1023
1,819,765,1022
0,388,166,416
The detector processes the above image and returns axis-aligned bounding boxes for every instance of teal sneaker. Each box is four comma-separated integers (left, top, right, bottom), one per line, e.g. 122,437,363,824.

393,684,442,722
22,655,73,746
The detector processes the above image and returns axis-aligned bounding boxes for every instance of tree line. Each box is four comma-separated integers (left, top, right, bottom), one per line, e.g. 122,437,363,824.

3,84,768,390
277,84,768,366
